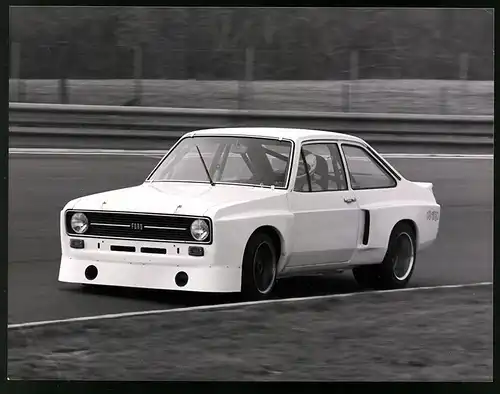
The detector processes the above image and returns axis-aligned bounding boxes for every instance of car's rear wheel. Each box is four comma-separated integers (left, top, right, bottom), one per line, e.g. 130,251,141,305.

241,232,278,300
353,222,416,290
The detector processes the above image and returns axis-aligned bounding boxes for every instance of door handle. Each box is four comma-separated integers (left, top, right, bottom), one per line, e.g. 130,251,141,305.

344,197,357,204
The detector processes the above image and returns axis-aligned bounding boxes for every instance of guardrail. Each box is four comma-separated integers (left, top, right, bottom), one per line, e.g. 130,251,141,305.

9,102,494,146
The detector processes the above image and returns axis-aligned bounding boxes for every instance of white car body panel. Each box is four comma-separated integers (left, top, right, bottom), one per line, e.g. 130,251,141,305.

58,127,440,293
348,182,440,265
67,182,286,217
285,189,360,268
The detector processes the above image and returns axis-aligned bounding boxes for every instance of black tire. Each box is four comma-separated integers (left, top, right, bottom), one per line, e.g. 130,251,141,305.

353,222,416,290
241,232,278,300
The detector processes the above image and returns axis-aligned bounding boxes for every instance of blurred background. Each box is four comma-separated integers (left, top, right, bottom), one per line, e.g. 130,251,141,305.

9,7,494,115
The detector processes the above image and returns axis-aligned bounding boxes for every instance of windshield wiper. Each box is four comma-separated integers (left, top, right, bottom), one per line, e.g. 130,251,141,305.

195,145,215,186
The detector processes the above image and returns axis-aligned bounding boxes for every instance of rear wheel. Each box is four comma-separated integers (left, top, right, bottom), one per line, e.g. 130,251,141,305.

241,232,278,300
353,222,416,290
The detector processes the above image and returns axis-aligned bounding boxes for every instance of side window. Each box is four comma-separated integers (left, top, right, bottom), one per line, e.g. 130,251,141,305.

341,145,396,189
294,143,348,192
263,143,292,188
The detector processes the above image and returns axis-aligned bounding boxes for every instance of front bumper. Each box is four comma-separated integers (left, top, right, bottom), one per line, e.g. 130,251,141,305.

58,236,242,293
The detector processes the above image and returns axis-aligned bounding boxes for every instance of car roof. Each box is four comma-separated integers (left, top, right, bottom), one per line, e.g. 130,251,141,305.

185,127,366,144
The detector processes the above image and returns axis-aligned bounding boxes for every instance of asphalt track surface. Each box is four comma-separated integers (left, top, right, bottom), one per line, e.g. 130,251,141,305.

8,149,493,325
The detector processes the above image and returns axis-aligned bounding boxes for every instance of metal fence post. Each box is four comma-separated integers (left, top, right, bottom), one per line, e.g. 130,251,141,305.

341,83,351,112
459,52,469,80
349,50,359,80
343,50,358,112
58,41,69,104
439,86,448,115
133,45,143,105
245,46,255,81
459,52,469,113
238,47,254,110
10,41,22,102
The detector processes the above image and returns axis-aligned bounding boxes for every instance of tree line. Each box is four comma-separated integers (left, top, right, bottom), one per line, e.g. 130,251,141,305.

9,7,494,80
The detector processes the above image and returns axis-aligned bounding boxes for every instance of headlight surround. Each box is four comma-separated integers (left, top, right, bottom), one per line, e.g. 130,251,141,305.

70,212,89,234
190,219,209,241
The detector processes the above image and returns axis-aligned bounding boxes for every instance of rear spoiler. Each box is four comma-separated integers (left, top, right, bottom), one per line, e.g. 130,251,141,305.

414,182,433,191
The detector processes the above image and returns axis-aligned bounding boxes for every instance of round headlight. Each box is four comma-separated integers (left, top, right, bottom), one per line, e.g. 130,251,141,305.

190,219,209,241
71,213,89,234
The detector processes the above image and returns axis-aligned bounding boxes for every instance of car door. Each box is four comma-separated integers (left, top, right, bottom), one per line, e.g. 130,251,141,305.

286,141,362,267
339,142,401,264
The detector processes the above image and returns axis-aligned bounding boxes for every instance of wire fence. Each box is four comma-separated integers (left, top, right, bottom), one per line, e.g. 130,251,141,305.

11,43,493,80
9,43,494,115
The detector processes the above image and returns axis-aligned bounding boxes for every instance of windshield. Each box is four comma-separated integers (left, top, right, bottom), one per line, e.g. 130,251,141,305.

148,136,293,188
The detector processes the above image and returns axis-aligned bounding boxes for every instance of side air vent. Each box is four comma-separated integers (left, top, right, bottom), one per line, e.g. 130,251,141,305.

362,210,370,245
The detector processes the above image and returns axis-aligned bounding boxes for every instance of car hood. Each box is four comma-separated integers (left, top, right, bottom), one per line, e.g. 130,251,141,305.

68,182,287,216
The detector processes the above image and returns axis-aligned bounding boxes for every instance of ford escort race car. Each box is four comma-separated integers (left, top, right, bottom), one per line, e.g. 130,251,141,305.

59,127,440,299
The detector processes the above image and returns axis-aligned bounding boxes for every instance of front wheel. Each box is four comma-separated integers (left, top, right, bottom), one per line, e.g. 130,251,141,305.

241,232,278,300
353,222,416,290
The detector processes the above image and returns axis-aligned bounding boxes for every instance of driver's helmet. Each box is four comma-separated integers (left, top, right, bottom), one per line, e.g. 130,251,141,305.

296,150,317,180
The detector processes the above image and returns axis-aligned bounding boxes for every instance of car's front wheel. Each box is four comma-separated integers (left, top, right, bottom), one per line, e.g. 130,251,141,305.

241,232,278,300
353,222,416,290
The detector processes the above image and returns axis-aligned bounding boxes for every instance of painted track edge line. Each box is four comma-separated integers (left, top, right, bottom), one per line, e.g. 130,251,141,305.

8,281,492,330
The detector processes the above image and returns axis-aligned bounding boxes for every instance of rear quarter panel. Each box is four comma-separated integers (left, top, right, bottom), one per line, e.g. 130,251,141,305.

350,179,440,265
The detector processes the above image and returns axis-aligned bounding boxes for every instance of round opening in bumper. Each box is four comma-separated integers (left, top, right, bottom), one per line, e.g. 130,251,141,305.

175,271,189,287
85,265,98,281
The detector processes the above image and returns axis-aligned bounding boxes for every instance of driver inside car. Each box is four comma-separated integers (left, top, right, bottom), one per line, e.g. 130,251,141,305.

294,150,327,192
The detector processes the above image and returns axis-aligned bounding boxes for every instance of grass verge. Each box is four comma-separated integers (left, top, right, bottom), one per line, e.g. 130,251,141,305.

8,284,492,381
9,79,494,115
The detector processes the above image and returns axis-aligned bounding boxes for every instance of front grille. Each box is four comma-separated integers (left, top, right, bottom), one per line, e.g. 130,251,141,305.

65,210,212,244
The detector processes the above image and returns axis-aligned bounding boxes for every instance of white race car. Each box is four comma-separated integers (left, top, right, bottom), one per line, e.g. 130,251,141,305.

59,128,440,299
